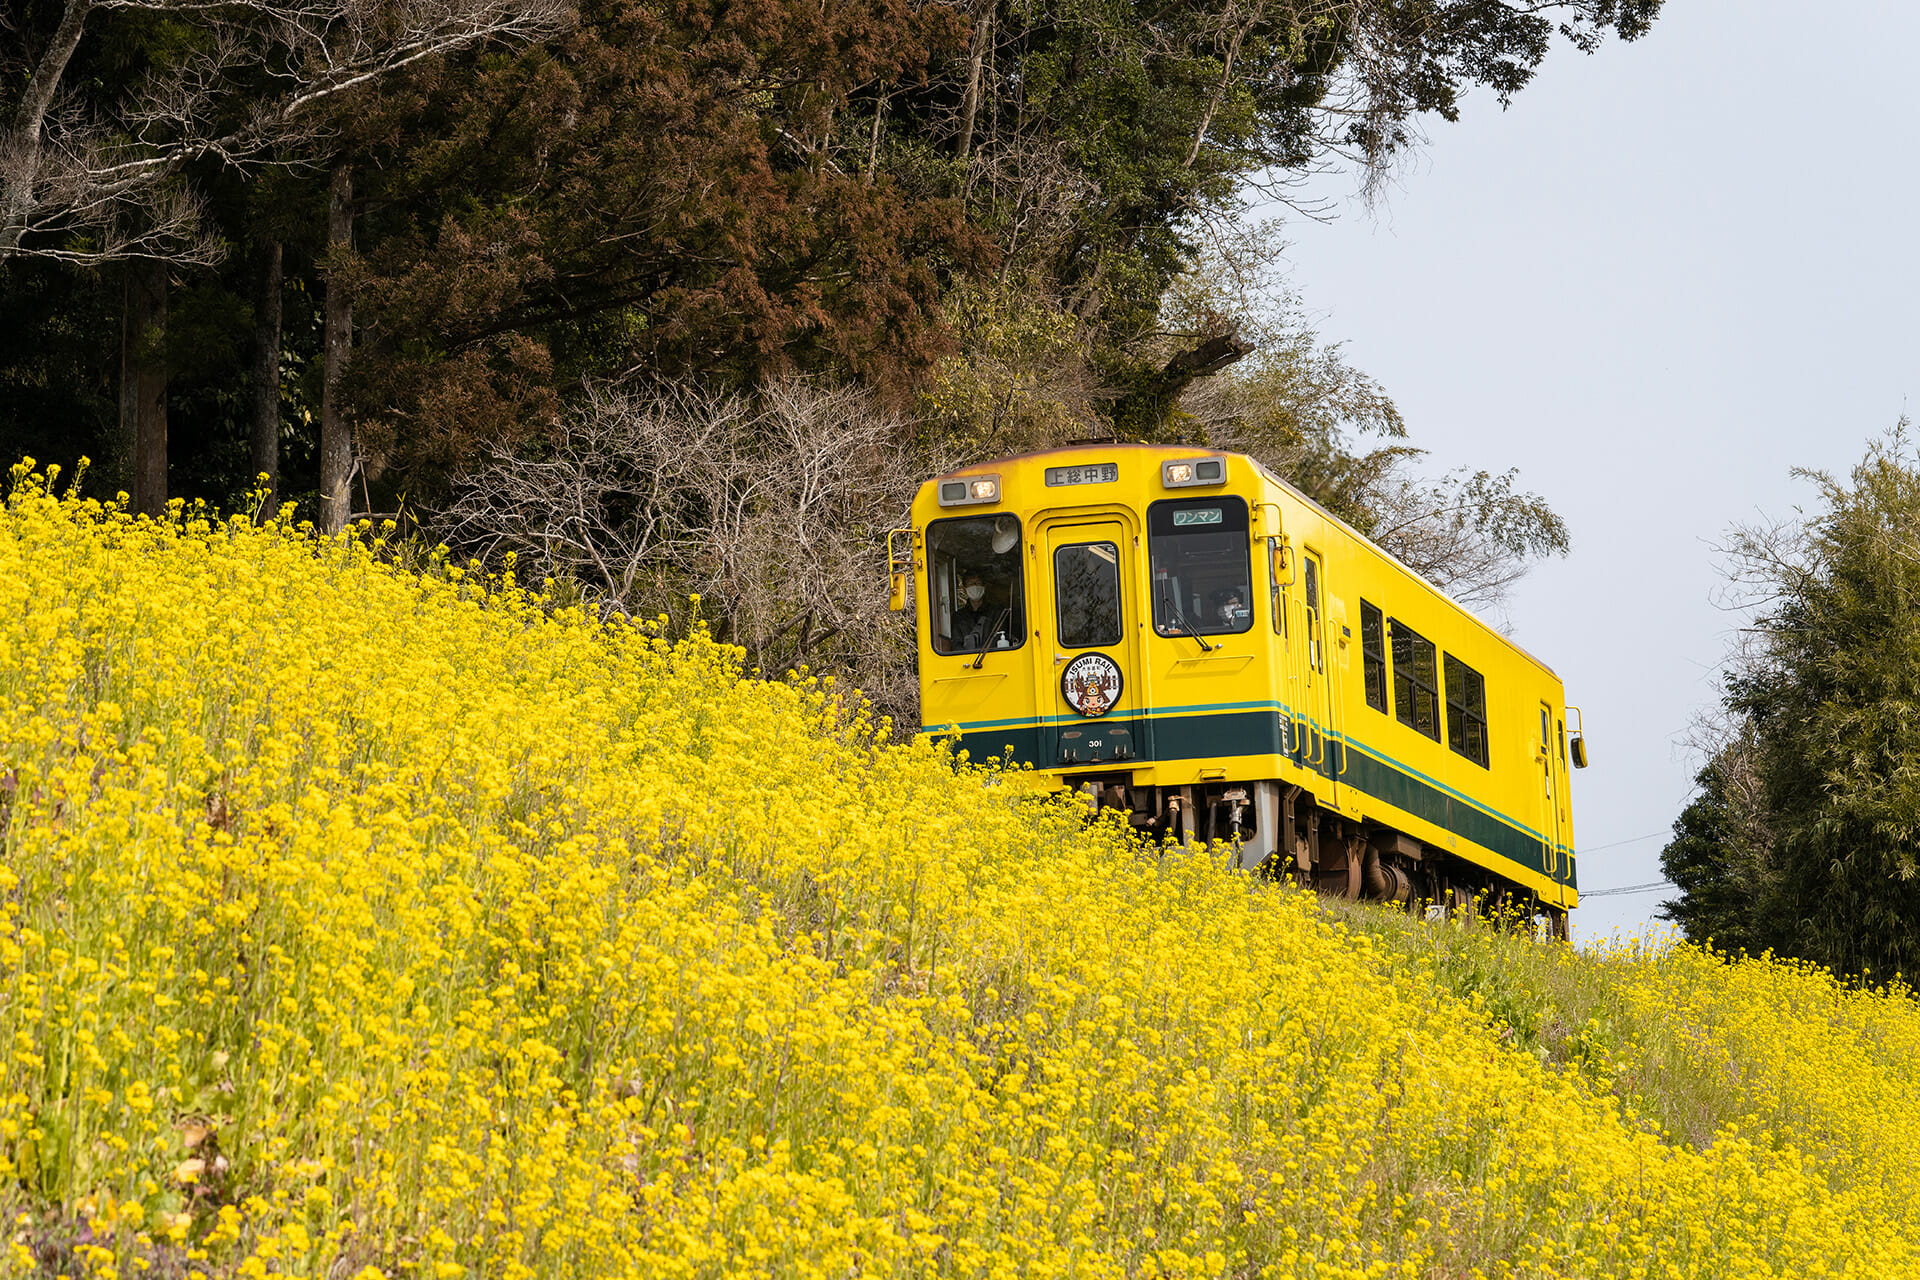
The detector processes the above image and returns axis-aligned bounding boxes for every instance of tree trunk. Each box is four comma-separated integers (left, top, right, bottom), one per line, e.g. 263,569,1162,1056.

956,0,992,161
1110,329,1254,438
1185,9,1251,170
102,269,137,500
866,94,886,184
121,257,168,516
0,0,96,261
251,236,283,505
318,163,353,534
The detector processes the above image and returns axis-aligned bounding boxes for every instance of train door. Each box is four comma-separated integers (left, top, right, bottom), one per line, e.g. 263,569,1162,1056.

1555,713,1575,889
1041,518,1146,768
1299,549,1340,807
1536,702,1564,881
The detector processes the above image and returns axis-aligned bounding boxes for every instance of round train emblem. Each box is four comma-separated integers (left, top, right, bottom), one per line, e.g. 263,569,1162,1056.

1061,653,1123,718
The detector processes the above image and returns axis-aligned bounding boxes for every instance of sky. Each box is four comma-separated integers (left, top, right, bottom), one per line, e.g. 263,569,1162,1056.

1265,0,1920,941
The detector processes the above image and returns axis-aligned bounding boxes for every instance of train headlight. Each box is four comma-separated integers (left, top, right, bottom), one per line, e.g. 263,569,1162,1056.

1162,456,1227,488
936,474,1003,506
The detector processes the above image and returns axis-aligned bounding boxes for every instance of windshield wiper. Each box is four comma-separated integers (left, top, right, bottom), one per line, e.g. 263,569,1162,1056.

970,604,1015,669
1164,598,1215,653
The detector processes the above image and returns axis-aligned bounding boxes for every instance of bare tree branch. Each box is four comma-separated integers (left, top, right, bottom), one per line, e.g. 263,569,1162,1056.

1,0,572,264
436,379,931,726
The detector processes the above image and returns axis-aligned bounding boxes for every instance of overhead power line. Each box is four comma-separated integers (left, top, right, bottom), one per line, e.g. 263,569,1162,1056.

1578,831,1667,855
1582,880,1675,899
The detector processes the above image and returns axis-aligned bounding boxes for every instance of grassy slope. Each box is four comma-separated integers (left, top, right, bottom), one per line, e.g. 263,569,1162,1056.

3,467,1918,1278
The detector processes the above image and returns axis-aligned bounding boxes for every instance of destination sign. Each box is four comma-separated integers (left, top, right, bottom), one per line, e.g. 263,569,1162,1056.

1171,508,1224,526
1044,462,1119,487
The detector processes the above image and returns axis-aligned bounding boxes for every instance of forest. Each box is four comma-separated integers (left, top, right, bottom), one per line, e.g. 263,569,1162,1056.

1,0,1662,720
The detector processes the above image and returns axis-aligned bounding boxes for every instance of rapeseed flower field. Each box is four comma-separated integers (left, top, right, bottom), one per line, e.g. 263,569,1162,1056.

5,462,1920,1278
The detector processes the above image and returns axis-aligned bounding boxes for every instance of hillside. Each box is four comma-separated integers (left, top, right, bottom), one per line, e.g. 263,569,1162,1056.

3,464,1918,1278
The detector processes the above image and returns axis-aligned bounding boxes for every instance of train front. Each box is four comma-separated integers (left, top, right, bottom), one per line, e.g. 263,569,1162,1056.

901,444,1266,784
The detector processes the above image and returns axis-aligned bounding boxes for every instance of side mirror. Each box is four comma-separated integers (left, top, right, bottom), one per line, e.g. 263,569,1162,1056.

1269,539,1293,585
888,570,909,613
1570,735,1588,769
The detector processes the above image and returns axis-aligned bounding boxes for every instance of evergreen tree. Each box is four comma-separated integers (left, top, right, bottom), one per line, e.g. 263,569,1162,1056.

1667,427,1920,980
1657,732,1773,957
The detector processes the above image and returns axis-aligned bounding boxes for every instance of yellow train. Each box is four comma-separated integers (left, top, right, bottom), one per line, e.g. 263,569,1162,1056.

891,443,1586,931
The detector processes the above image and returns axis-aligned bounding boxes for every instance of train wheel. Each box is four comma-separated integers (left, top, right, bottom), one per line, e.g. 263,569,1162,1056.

1310,849,1362,899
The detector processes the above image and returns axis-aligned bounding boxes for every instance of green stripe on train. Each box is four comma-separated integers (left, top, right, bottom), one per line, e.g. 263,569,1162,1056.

937,709,1572,888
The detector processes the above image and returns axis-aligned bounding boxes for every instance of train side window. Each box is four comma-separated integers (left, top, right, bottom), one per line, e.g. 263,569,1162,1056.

1147,498,1253,637
1445,655,1490,767
1360,600,1387,712
1390,619,1440,741
926,514,1025,655
1054,542,1123,649
1302,553,1322,671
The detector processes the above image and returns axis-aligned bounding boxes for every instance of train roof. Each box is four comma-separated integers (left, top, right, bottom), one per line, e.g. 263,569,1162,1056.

925,441,1563,682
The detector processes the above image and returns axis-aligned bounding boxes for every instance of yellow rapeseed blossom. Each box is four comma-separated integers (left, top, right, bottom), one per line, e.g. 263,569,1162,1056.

3,461,1920,1277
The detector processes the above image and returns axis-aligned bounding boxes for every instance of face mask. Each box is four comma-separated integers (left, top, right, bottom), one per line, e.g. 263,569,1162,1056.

965,585,985,603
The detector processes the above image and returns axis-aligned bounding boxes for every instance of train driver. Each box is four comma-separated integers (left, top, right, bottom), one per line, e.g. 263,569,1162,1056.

949,572,994,650
928,514,1023,654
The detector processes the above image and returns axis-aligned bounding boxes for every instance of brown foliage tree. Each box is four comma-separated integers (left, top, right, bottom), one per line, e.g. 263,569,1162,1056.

335,0,986,498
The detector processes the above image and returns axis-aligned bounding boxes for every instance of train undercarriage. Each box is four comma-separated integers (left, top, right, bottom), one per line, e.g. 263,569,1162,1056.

1066,772,1571,941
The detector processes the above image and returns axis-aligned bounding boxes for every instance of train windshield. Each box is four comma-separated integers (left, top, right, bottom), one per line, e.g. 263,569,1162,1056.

1147,497,1253,636
927,514,1025,655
